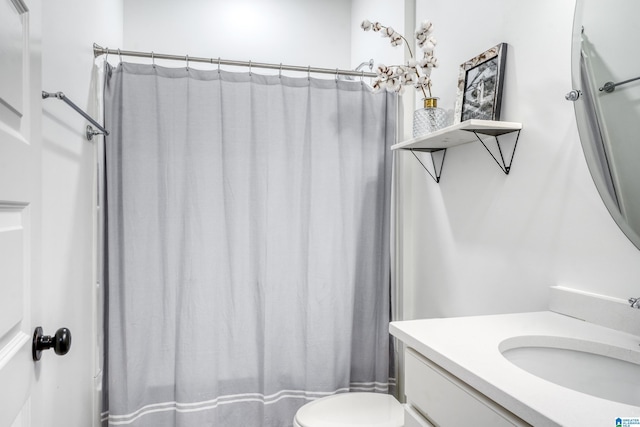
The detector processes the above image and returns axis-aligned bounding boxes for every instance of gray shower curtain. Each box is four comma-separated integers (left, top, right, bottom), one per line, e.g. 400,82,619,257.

101,63,396,427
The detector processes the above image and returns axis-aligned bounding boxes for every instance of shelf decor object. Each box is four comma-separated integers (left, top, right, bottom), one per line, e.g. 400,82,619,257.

392,119,522,183
360,19,447,137
413,97,448,137
454,43,508,124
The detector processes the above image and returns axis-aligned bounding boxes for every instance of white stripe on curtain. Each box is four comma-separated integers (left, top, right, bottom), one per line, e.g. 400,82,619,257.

101,381,394,425
102,62,397,427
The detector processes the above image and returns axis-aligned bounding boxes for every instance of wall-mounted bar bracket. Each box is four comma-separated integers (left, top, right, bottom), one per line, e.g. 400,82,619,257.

86,125,103,141
469,129,521,175
410,148,446,183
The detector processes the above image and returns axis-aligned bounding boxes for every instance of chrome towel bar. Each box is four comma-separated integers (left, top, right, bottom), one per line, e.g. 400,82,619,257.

42,91,109,140
599,75,640,93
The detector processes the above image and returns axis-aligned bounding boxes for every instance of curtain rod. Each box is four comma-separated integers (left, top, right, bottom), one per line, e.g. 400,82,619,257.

93,43,377,79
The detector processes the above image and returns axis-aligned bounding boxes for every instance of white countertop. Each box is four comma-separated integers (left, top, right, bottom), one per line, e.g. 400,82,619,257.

390,311,640,426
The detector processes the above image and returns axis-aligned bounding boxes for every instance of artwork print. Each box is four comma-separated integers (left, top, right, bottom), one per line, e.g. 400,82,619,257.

454,43,507,123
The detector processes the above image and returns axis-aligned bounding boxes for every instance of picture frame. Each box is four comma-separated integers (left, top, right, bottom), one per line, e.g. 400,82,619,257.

454,43,507,123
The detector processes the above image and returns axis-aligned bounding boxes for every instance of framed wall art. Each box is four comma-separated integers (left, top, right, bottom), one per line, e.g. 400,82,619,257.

454,43,507,123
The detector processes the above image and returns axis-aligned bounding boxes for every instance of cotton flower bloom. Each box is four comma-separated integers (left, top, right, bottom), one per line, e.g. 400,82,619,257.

419,36,437,53
376,64,388,75
418,20,433,35
375,64,393,82
417,57,430,69
416,74,431,86
421,54,439,68
386,77,402,93
361,19,372,31
401,71,418,86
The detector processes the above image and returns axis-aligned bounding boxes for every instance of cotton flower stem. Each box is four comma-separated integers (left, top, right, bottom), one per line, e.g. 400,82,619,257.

383,26,429,98
421,82,429,99
397,33,414,59
377,24,415,58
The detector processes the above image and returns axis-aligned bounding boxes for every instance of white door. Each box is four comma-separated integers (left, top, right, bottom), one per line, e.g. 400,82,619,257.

0,0,42,426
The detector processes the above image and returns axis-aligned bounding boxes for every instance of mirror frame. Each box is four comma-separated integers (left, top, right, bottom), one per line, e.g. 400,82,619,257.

571,1,640,250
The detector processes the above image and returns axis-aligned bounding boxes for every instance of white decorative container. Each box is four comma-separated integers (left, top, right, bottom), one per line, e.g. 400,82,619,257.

413,97,448,138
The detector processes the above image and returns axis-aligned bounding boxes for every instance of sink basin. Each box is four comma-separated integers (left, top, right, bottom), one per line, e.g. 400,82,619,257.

500,336,640,406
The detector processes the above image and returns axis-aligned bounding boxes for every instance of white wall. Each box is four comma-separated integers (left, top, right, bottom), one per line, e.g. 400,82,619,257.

401,0,640,320
41,1,122,426
123,0,352,74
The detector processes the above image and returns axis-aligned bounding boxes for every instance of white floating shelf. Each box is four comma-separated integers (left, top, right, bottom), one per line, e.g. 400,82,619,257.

391,119,522,152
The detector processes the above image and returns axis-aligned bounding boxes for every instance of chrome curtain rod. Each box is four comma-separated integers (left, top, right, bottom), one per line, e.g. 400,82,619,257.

93,43,377,79
42,91,109,140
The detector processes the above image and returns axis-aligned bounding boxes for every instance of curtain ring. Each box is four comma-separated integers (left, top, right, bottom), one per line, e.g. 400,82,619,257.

249,60,252,76
335,68,339,82
218,57,221,73
104,47,109,64
361,70,365,83
185,54,189,70
279,63,282,79
117,48,122,64
307,65,311,81
151,51,155,68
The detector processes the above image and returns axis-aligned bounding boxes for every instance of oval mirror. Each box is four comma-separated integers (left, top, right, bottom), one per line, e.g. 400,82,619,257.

572,0,640,250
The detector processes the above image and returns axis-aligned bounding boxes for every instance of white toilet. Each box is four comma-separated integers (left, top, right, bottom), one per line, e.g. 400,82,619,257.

293,392,404,427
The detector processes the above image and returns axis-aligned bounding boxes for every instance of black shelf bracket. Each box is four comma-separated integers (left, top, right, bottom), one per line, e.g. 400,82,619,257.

470,129,521,175
410,148,446,183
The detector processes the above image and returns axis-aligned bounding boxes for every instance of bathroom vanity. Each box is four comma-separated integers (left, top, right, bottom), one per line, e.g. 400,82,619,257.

390,287,640,426
401,345,529,427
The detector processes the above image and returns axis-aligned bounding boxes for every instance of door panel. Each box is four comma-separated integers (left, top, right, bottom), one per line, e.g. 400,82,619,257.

0,207,25,338
0,329,32,427
0,0,40,425
0,0,25,118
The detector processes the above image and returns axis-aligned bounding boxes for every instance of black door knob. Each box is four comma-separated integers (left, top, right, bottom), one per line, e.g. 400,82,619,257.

32,326,72,361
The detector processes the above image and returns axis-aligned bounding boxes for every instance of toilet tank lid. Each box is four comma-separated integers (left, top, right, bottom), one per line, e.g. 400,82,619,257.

294,392,403,427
